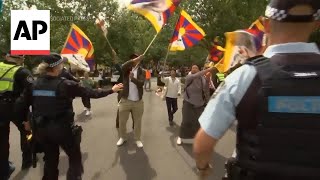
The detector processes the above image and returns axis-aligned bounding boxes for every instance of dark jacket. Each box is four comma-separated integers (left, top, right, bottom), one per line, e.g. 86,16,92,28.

59,68,80,83
114,63,123,83
16,75,114,123
120,60,145,100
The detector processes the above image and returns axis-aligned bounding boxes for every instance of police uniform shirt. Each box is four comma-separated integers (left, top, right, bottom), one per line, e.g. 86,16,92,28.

3,61,33,98
199,43,320,139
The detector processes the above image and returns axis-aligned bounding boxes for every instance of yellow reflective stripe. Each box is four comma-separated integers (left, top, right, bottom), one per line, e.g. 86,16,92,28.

0,78,14,82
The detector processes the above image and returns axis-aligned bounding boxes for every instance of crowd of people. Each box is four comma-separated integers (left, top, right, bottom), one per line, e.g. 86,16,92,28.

1,0,320,180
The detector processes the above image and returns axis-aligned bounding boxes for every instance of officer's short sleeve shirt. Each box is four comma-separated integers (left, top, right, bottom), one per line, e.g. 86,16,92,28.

199,43,320,139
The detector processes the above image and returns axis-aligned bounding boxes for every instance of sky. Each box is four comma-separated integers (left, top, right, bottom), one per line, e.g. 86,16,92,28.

118,0,131,7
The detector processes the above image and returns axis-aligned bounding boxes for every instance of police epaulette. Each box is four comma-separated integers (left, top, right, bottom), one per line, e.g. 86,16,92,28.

245,55,269,66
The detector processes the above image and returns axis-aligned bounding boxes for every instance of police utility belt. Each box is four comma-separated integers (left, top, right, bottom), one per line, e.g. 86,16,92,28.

33,110,74,127
0,96,15,103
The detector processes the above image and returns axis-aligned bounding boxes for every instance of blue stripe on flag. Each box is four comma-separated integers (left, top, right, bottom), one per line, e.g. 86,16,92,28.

268,96,320,114
65,42,79,53
33,90,56,97
71,30,80,47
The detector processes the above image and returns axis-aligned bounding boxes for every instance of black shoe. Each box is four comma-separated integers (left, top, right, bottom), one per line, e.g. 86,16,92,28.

169,121,174,126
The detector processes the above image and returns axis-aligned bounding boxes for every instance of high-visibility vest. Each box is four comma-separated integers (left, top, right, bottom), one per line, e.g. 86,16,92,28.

0,62,21,93
216,72,225,82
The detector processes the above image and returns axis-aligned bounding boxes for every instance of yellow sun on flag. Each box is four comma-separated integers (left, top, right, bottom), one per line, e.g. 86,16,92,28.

78,48,89,58
179,28,186,37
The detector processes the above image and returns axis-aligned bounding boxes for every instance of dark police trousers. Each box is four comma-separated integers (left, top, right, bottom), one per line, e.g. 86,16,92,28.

11,119,32,166
37,120,83,180
0,102,31,178
0,122,10,178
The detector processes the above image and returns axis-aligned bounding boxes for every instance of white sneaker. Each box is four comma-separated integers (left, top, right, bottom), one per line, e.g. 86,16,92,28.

176,137,182,145
136,141,143,148
116,138,126,146
85,110,91,116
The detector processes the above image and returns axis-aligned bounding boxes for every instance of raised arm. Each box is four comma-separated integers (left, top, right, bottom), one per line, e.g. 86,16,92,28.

64,80,123,99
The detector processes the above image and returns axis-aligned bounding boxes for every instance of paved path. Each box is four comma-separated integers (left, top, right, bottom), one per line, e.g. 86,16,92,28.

8,82,236,180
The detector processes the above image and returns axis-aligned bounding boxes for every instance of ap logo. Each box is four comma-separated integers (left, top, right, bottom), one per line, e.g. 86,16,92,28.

11,10,50,55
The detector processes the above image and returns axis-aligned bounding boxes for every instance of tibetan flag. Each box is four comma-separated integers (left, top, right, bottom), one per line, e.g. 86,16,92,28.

128,0,180,33
246,17,265,51
85,56,95,71
210,45,225,62
61,24,95,71
215,30,257,73
170,10,205,51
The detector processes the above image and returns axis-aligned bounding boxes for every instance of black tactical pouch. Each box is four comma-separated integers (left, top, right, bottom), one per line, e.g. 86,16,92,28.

223,157,241,180
72,125,83,145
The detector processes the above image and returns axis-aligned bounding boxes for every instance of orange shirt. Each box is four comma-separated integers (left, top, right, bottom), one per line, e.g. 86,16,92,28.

146,70,151,79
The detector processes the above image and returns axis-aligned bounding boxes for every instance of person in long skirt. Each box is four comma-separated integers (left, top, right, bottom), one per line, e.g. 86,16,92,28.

177,65,215,145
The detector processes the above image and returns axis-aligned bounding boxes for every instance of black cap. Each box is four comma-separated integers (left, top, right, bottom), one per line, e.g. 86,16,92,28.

42,53,67,67
265,0,320,22
6,52,24,59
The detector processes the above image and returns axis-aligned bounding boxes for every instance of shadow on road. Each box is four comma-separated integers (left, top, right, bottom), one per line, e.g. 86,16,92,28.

181,144,227,180
11,169,30,180
166,122,180,148
33,152,89,177
118,147,157,180
76,111,92,122
91,133,157,180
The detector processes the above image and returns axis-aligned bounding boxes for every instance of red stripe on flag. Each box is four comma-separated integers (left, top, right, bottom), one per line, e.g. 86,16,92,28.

11,50,50,55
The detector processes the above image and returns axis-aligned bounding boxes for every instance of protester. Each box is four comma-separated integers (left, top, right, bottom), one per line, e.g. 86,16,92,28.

117,54,145,148
144,68,151,91
80,72,95,116
97,69,104,88
177,65,214,145
161,69,181,126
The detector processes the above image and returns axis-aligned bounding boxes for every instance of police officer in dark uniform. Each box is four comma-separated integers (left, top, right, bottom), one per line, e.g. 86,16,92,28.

16,53,123,180
0,53,33,179
60,66,80,83
193,1,320,180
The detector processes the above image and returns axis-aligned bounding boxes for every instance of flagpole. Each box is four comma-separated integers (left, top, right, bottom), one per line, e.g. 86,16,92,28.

142,33,159,55
163,45,170,66
96,18,116,56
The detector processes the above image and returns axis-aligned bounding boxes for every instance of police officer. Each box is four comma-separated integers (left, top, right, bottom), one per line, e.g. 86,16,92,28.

0,53,33,179
193,0,320,179
60,66,80,83
16,53,123,180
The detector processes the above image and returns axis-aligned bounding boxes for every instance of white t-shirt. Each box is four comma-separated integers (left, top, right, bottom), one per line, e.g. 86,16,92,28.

128,67,139,101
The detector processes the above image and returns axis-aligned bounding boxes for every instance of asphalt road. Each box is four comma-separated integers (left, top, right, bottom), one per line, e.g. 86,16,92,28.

8,80,236,180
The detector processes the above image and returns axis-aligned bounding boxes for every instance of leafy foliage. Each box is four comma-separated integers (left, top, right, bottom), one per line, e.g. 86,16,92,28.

1,0,319,69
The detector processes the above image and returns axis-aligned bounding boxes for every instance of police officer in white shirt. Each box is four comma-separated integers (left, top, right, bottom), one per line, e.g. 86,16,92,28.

193,0,320,179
